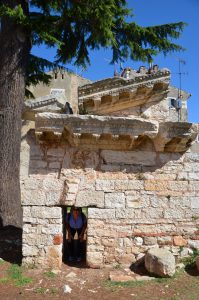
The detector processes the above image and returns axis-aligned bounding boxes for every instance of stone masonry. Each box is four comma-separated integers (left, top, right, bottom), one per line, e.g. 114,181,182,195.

21,65,199,268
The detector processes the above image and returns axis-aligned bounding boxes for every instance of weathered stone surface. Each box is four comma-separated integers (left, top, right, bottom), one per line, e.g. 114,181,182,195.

109,270,156,282
157,236,172,245
185,152,199,162
87,251,103,266
135,274,156,281
164,209,185,219
118,253,136,265
134,237,144,246
29,160,47,169
145,180,168,191
41,224,62,235
154,122,198,152
23,245,39,256
42,178,63,191
168,181,188,192
26,206,62,219
53,234,63,245
169,196,190,209
46,191,62,205
87,244,105,252
76,190,104,208
101,238,115,247
36,113,159,142
180,247,193,258
105,193,125,208
188,240,199,250
88,208,115,219
46,245,62,268
191,197,199,209
47,148,65,157
150,196,169,209
143,208,163,219
49,161,61,169
101,150,156,166
173,236,187,246
144,236,158,245
21,178,42,190
114,180,129,191
35,113,198,152
126,194,145,208
127,180,144,190
23,233,53,246
115,209,135,219
145,248,176,277
20,141,30,177
96,180,115,192
109,270,134,282
21,178,64,206
21,190,46,205
66,183,79,194
188,173,199,180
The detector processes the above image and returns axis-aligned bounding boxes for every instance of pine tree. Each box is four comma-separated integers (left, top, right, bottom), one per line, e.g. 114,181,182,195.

0,0,186,227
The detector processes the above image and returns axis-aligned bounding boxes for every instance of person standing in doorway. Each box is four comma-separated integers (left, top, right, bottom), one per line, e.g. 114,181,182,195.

66,206,87,262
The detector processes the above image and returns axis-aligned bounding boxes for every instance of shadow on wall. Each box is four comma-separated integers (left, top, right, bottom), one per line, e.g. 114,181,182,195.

0,223,22,265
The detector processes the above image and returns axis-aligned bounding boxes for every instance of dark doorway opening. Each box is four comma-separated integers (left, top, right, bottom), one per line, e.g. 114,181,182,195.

62,206,87,266
0,225,22,265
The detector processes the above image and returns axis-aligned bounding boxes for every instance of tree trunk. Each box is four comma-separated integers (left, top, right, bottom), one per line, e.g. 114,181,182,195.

0,0,29,228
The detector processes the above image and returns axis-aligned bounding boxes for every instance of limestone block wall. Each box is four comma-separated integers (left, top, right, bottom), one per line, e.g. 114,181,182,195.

21,131,199,267
23,206,62,268
107,98,178,122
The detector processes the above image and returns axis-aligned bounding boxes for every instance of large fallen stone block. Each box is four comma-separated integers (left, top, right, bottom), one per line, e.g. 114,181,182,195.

145,248,175,277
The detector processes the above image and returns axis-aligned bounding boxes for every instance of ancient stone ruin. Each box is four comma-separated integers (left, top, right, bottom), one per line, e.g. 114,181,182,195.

21,66,199,268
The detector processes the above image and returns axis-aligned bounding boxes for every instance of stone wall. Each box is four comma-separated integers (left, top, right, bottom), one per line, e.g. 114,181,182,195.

21,130,199,267
105,98,179,122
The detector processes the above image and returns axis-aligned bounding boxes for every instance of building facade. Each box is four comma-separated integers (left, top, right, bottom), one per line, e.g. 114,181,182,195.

21,66,199,268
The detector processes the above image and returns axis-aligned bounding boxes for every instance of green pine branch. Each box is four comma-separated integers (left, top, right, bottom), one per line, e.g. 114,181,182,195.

0,1,187,88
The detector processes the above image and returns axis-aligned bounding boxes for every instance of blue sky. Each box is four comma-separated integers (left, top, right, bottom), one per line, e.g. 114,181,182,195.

32,0,199,123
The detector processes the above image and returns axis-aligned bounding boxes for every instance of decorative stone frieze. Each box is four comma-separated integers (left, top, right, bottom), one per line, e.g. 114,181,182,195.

23,94,67,120
81,83,169,115
35,113,198,152
79,69,170,101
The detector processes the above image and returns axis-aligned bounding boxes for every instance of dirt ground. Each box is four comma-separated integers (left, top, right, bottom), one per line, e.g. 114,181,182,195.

1,227,199,300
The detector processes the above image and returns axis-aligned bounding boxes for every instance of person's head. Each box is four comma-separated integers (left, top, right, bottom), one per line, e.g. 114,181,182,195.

71,206,80,216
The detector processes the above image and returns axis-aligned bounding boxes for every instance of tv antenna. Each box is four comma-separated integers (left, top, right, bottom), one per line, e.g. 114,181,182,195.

176,57,188,99
170,58,188,121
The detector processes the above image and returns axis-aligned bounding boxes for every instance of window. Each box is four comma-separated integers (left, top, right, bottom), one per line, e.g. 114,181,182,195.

168,97,182,109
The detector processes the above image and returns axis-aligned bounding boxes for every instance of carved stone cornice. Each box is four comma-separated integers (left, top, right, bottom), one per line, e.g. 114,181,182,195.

80,82,169,115
22,95,65,120
24,95,60,109
35,113,198,152
154,122,199,152
78,70,170,102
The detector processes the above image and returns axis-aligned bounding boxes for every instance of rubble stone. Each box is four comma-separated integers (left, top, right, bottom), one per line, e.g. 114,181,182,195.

145,248,176,277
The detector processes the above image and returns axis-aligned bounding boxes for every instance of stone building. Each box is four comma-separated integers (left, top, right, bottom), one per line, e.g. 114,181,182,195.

21,65,199,268
27,67,91,114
